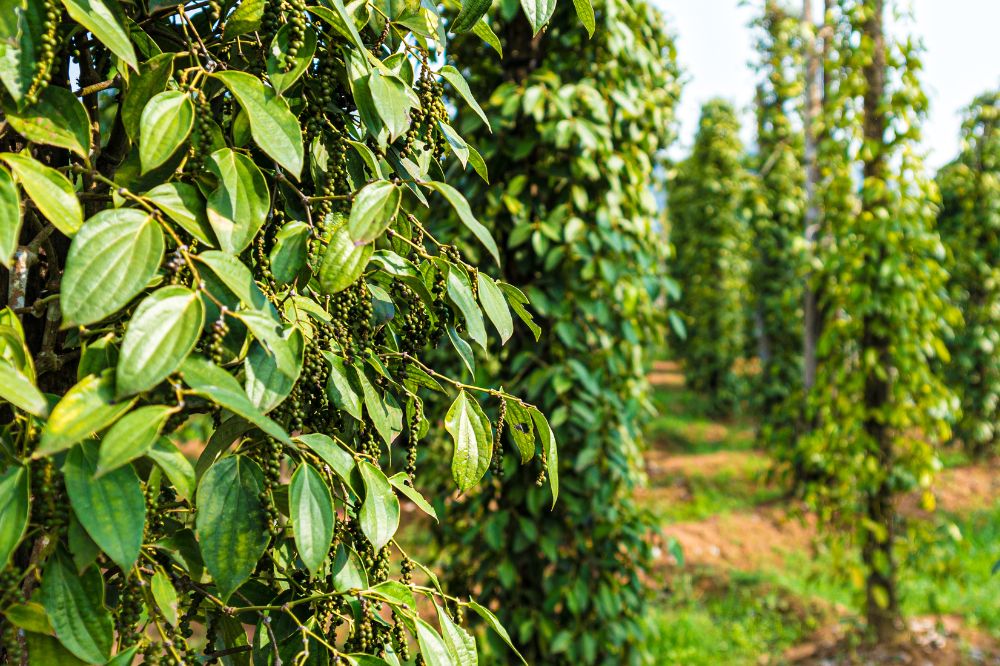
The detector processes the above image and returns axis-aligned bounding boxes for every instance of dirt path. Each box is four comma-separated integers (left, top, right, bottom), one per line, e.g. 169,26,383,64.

643,361,1000,662
644,360,1000,571
647,463,1000,571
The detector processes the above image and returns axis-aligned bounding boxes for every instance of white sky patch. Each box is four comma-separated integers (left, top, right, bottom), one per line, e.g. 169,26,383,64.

652,0,1000,168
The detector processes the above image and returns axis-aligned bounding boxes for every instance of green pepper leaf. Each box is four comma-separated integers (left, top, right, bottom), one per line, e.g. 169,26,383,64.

36,370,137,457
0,152,83,236
116,285,205,397
195,455,270,602
0,466,29,568
213,71,304,177
139,90,194,173
60,208,164,326
357,460,399,552
290,462,335,576
64,441,146,571
445,390,493,493
39,554,113,664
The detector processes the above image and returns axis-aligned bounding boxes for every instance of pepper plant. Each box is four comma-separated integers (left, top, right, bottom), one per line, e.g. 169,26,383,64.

795,0,958,640
937,91,1000,457
669,99,751,415
0,0,588,663
748,0,805,443
431,1,681,662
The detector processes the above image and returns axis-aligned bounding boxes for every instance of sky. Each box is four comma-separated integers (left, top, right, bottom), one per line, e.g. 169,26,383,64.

653,0,1000,168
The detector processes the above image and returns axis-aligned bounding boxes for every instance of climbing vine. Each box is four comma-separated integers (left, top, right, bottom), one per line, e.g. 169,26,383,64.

430,1,681,663
669,99,751,415
0,0,590,662
937,90,1000,457
795,0,958,640
749,1,805,443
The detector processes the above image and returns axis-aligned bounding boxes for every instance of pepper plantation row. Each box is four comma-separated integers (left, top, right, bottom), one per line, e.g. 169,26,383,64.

0,0,995,665
0,0,589,664
669,0,998,650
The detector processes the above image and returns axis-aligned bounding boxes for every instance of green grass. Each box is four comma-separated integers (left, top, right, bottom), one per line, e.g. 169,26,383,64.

647,571,828,665
643,458,783,522
645,383,757,455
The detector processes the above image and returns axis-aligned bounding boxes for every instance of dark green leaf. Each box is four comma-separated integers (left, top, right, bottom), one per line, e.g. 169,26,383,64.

447,326,475,378
147,437,196,501
139,90,194,173
224,0,265,37
472,18,502,57
245,327,304,413
5,86,90,157
180,356,291,444
388,473,437,521
295,433,357,496
196,416,253,481
36,371,137,457
0,152,82,236
144,181,216,247
445,390,493,493
437,603,477,665
213,70,304,177
426,181,499,265
266,24,317,94
451,0,492,33
354,365,394,445
67,514,100,573
64,441,146,571
307,0,366,52
572,0,595,36
195,250,276,315
59,0,138,69
477,273,513,344
290,462,335,576
0,166,21,267
236,310,298,377
122,52,174,140
196,455,270,601
150,569,179,626
447,267,487,350
96,404,173,475
467,600,526,664
348,180,401,245
25,632,88,666
323,352,363,420
0,359,48,417
467,143,489,183
505,400,535,463
529,406,558,507
440,66,491,130
320,221,374,295
331,544,368,592
414,618,451,666
60,208,164,326
269,220,310,283
3,602,52,635
39,554,113,664
519,0,556,35
498,282,541,340
0,466,28,568
116,285,205,397
358,460,399,552
368,72,414,141
205,148,271,254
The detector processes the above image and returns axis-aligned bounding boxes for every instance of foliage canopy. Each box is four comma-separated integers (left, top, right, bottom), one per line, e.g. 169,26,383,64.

0,0,599,663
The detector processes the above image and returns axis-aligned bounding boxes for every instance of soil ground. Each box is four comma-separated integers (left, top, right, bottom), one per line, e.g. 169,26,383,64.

640,360,1000,665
